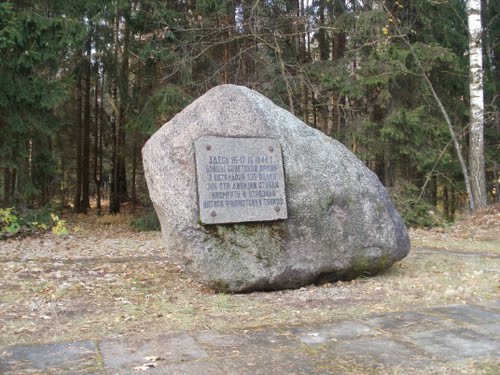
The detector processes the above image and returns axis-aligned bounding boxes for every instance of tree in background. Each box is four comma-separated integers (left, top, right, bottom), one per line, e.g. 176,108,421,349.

0,2,70,207
467,0,487,211
484,0,500,204
0,0,497,225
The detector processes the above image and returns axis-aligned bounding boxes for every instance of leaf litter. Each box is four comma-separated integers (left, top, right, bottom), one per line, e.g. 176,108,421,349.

0,206,498,348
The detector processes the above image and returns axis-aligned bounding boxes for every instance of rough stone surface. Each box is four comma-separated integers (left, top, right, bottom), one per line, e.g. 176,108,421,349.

2,302,499,374
194,136,288,224
0,341,97,374
142,84,410,292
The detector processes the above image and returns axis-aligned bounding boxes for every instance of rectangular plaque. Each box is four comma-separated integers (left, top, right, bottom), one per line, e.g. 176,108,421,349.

194,136,288,224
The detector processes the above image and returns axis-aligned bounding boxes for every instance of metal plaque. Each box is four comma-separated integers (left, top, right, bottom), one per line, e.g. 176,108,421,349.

194,136,288,224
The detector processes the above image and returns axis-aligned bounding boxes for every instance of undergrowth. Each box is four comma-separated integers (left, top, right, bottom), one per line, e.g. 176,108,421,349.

0,206,68,239
129,209,161,232
390,180,446,228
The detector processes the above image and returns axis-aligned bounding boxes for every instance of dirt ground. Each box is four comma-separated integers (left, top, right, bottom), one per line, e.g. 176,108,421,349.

0,206,499,347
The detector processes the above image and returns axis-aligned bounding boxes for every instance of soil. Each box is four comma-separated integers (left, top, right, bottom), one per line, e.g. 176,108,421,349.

0,206,499,347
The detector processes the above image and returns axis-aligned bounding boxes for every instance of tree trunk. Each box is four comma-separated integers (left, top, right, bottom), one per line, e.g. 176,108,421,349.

467,0,487,211
131,137,138,208
493,162,499,203
443,183,450,219
274,36,295,115
73,69,83,212
317,0,329,134
331,0,346,138
109,12,121,214
31,135,53,207
109,84,119,214
81,33,92,212
93,60,101,212
430,174,437,208
11,169,17,203
312,91,318,128
118,17,130,205
3,168,12,204
450,184,457,220
318,0,329,61
303,82,309,124
300,0,309,124
383,141,393,188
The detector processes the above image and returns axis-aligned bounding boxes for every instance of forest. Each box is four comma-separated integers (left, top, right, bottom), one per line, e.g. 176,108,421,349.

0,0,499,228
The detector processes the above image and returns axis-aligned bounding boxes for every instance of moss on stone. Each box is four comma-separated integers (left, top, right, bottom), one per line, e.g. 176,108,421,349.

344,253,392,280
207,279,230,291
200,222,288,291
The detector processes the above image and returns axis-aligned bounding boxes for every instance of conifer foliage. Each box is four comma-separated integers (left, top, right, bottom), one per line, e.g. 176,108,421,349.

0,0,498,223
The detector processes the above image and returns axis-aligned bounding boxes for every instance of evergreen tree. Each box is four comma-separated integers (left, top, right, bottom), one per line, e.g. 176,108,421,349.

1,0,495,222
0,2,70,206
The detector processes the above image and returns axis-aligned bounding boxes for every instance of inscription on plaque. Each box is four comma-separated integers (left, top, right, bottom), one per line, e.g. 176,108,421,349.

194,136,288,224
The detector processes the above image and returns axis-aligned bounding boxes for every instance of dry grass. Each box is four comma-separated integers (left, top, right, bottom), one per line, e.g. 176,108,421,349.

410,203,500,254
0,207,499,347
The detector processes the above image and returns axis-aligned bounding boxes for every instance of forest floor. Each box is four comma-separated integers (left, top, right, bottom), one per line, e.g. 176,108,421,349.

0,205,499,372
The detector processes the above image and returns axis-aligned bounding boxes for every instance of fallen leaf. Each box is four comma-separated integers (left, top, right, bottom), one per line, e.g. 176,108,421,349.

133,363,158,371
143,356,165,362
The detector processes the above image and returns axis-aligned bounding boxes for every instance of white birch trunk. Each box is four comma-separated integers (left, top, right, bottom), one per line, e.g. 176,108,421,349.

468,0,487,210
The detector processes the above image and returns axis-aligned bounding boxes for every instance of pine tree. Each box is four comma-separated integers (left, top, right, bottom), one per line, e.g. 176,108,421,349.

0,2,69,206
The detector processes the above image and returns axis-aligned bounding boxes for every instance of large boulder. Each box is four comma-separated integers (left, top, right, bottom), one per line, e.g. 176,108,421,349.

143,84,410,292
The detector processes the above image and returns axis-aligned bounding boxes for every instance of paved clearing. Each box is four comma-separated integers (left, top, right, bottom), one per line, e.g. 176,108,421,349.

1,301,499,374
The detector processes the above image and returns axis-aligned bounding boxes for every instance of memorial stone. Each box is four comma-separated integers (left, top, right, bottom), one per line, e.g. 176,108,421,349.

194,136,287,224
143,84,410,292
